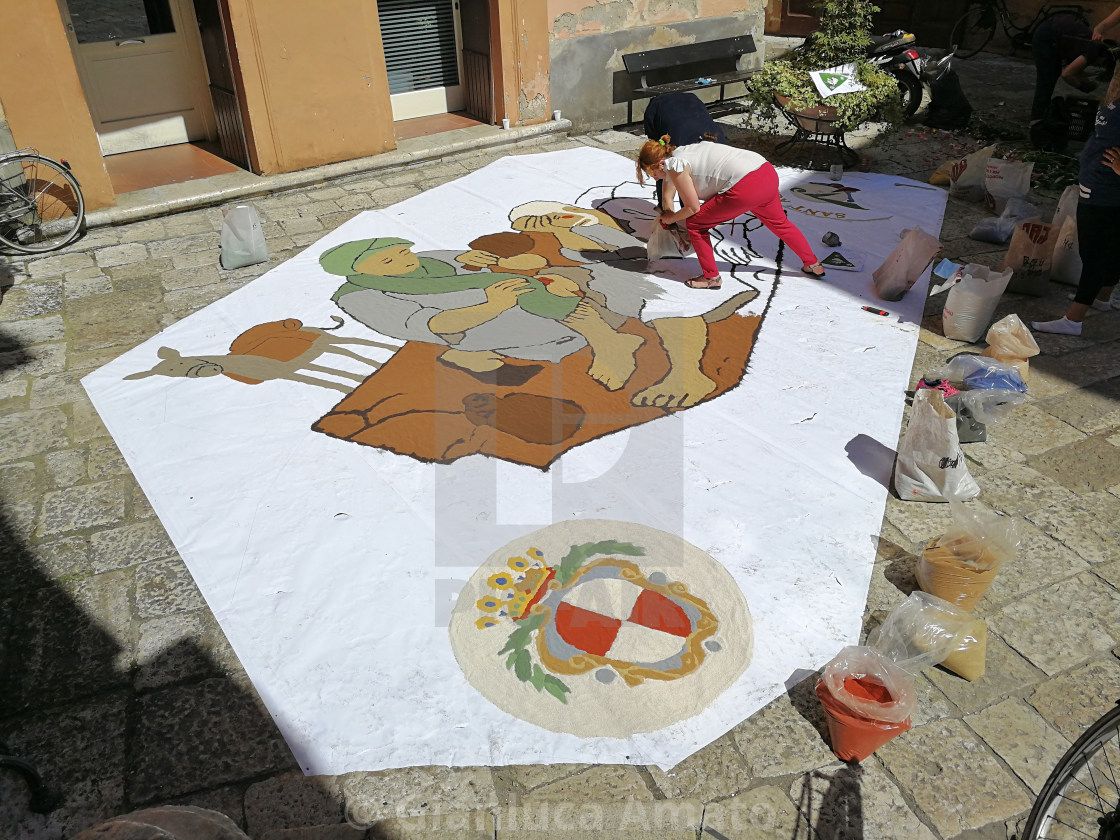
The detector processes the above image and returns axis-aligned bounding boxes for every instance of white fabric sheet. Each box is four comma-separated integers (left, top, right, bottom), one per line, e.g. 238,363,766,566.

82,147,946,772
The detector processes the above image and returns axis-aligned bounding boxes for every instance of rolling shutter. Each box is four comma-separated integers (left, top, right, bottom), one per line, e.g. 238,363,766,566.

379,0,461,95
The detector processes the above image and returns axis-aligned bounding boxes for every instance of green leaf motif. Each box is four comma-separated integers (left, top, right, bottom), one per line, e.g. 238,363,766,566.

555,540,645,585
513,649,531,681
499,626,532,655
543,676,571,704
529,665,547,690
506,651,518,670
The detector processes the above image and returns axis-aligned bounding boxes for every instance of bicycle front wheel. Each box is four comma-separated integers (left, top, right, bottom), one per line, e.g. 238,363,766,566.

1020,701,1120,840
0,153,85,255
951,4,997,59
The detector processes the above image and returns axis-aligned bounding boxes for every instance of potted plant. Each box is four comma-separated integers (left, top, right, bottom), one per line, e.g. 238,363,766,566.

745,0,904,132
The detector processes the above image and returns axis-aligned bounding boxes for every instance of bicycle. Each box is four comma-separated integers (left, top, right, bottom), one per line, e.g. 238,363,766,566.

949,0,1091,59
0,148,85,255
1019,699,1120,839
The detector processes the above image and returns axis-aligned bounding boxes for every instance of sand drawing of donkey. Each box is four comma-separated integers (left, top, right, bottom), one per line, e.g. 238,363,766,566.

124,316,396,393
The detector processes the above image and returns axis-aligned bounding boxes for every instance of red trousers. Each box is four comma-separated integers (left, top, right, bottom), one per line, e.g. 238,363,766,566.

686,162,818,278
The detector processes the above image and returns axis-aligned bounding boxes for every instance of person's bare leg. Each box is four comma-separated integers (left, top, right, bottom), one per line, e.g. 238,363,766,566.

562,301,643,390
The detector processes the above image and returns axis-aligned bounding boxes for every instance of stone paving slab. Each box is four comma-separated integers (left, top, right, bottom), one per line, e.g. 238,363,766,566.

497,799,702,839
876,718,1034,837
1028,433,1120,493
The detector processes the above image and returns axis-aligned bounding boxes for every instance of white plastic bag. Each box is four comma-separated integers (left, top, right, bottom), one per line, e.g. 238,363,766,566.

867,592,974,673
968,198,1040,244
933,263,1014,343
220,205,268,270
953,388,1027,425
983,313,1040,381
949,144,996,202
872,226,942,301
822,646,917,723
1050,216,1081,286
983,158,1034,214
646,218,692,259
894,388,980,502
1051,184,1079,230
1002,220,1056,296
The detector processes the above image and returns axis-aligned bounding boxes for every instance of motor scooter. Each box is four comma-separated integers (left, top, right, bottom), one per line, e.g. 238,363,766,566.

865,30,924,119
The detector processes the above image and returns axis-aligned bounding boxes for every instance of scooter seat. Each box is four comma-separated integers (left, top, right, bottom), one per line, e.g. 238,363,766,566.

868,31,916,52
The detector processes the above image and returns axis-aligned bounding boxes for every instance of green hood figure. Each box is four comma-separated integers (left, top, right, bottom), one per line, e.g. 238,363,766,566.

320,237,580,321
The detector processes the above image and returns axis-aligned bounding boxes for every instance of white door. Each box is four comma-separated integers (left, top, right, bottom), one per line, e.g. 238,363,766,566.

60,0,215,155
379,0,465,121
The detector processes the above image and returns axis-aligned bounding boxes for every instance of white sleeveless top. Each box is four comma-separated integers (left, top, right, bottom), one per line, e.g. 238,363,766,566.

663,142,766,201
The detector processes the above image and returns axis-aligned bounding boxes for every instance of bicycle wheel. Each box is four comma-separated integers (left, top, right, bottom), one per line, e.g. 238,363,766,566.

951,4,997,59
0,153,85,255
1021,701,1120,840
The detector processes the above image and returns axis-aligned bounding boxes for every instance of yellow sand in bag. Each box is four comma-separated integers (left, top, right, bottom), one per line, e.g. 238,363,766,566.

939,619,987,681
916,539,1001,612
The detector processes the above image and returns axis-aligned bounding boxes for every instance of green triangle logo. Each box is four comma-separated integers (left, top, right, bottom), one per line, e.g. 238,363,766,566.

820,72,847,91
821,251,855,267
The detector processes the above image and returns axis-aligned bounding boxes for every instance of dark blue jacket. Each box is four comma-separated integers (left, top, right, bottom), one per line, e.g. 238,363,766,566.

1079,99,1120,206
643,92,726,145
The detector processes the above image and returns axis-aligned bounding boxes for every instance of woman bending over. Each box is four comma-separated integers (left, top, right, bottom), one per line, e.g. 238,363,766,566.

637,135,824,290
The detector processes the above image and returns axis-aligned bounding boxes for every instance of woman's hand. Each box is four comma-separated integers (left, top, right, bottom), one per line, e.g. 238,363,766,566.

1104,146,1120,176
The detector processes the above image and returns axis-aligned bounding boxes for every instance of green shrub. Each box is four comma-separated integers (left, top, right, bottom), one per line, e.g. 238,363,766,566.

746,0,904,131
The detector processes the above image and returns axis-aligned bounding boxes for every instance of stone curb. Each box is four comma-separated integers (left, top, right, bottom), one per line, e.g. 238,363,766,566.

84,119,572,231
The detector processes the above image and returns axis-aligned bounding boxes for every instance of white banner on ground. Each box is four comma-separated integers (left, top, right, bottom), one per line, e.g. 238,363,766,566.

83,148,945,773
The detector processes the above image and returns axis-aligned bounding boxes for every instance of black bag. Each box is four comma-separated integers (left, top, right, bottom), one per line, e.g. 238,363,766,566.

924,67,972,131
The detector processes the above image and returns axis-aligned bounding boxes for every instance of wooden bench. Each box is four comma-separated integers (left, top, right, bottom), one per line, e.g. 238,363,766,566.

621,35,759,125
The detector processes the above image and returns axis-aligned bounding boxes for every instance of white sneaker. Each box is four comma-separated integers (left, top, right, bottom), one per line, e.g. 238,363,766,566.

1066,293,1112,311
1032,316,1083,335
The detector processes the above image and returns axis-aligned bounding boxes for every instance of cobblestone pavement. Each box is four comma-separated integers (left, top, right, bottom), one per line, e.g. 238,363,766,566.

3,52,1119,840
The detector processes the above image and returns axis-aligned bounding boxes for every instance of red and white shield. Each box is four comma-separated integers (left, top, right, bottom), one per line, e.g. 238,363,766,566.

552,576,694,663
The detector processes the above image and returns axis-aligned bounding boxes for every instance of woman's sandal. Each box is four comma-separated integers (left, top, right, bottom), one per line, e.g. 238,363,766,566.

685,276,722,289
801,263,826,278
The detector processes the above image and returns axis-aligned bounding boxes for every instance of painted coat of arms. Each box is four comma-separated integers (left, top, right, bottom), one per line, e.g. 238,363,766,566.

449,520,753,737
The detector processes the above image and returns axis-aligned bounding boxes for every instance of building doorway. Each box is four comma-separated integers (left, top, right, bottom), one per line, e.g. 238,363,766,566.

379,0,466,121
58,0,216,155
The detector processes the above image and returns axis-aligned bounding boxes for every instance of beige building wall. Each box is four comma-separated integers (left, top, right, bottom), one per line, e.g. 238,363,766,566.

225,0,397,175
0,2,115,210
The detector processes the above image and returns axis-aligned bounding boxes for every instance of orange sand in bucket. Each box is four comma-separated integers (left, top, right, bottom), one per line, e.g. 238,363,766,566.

816,678,912,763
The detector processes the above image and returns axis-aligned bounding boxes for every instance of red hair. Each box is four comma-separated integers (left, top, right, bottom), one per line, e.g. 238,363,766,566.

636,134,677,184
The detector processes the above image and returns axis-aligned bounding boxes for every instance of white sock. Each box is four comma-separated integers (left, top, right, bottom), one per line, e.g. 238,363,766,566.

1031,316,1082,335
1066,292,1112,311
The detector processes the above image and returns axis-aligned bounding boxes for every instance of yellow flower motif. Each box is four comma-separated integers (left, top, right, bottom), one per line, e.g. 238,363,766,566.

507,556,531,571
488,572,516,589
476,616,501,629
477,596,502,612
528,547,544,559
